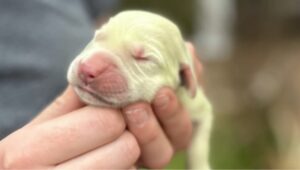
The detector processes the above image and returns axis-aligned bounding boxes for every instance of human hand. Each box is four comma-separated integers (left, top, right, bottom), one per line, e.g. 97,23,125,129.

0,42,202,170
0,86,140,169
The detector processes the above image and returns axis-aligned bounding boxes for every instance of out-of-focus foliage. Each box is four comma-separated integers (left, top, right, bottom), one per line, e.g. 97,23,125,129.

118,0,196,37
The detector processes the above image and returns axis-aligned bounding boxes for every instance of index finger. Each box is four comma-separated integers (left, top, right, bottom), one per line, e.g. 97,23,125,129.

28,86,85,126
2,106,125,168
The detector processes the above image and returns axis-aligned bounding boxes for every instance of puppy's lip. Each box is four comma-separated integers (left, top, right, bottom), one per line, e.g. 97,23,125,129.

77,85,95,94
76,85,114,105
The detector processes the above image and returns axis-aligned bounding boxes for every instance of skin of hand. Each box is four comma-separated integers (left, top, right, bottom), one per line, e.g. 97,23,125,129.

0,43,201,169
0,86,139,169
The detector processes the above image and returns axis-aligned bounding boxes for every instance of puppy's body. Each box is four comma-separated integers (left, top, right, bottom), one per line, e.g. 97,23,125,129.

68,10,213,169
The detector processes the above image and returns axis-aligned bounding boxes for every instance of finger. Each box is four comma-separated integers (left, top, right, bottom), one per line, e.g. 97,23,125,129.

29,86,85,126
129,166,137,170
153,87,193,151
56,131,140,170
1,107,125,168
122,103,174,169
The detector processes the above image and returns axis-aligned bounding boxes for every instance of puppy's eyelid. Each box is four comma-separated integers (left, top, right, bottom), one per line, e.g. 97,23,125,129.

133,54,150,61
131,45,145,58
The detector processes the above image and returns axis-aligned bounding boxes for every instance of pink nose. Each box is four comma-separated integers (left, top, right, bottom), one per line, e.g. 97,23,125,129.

78,53,114,84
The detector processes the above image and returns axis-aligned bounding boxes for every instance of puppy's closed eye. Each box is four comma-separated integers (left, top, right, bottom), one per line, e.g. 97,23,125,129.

131,44,150,61
133,54,150,61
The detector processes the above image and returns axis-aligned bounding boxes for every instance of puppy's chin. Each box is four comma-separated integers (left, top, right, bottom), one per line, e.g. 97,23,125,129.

74,86,124,108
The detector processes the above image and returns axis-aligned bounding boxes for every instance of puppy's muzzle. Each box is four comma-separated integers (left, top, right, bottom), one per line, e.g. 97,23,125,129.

77,52,128,100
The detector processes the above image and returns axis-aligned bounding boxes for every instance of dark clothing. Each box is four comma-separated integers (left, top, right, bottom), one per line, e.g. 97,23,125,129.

0,0,117,139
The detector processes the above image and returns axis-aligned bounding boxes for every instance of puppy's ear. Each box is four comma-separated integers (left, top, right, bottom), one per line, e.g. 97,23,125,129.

180,63,197,98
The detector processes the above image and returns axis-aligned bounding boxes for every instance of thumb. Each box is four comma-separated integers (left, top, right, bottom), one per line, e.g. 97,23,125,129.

28,85,85,126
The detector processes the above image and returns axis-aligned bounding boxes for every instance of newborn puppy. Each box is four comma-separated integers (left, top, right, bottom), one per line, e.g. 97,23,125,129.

67,10,213,169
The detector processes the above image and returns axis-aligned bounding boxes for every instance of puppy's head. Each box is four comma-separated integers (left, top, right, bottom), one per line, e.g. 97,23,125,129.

67,11,197,107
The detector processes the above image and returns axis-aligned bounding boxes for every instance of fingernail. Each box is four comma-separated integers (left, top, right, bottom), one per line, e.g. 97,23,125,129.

125,108,149,127
154,94,170,110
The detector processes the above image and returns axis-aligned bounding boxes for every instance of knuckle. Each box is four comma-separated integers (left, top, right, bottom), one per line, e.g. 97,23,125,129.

125,102,149,114
128,166,137,170
155,93,179,120
87,107,125,135
2,150,33,169
173,134,191,151
165,92,178,112
160,107,185,129
146,145,174,169
0,134,33,169
139,122,160,145
121,132,141,162
153,89,168,109
3,153,16,169
160,145,174,167
172,118,193,150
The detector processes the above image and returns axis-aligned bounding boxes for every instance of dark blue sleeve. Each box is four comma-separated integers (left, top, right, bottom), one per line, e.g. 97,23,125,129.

0,0,94,139
84,0,120,20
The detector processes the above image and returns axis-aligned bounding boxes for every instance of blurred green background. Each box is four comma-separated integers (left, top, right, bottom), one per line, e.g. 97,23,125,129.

115,0,300,169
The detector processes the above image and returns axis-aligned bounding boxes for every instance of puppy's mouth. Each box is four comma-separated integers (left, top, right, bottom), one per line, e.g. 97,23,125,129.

76,85,115,106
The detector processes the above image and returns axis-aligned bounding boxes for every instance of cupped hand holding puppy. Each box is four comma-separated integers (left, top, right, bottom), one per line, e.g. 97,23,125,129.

0,43,201,170
0,86,139,169
0,87,192,169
